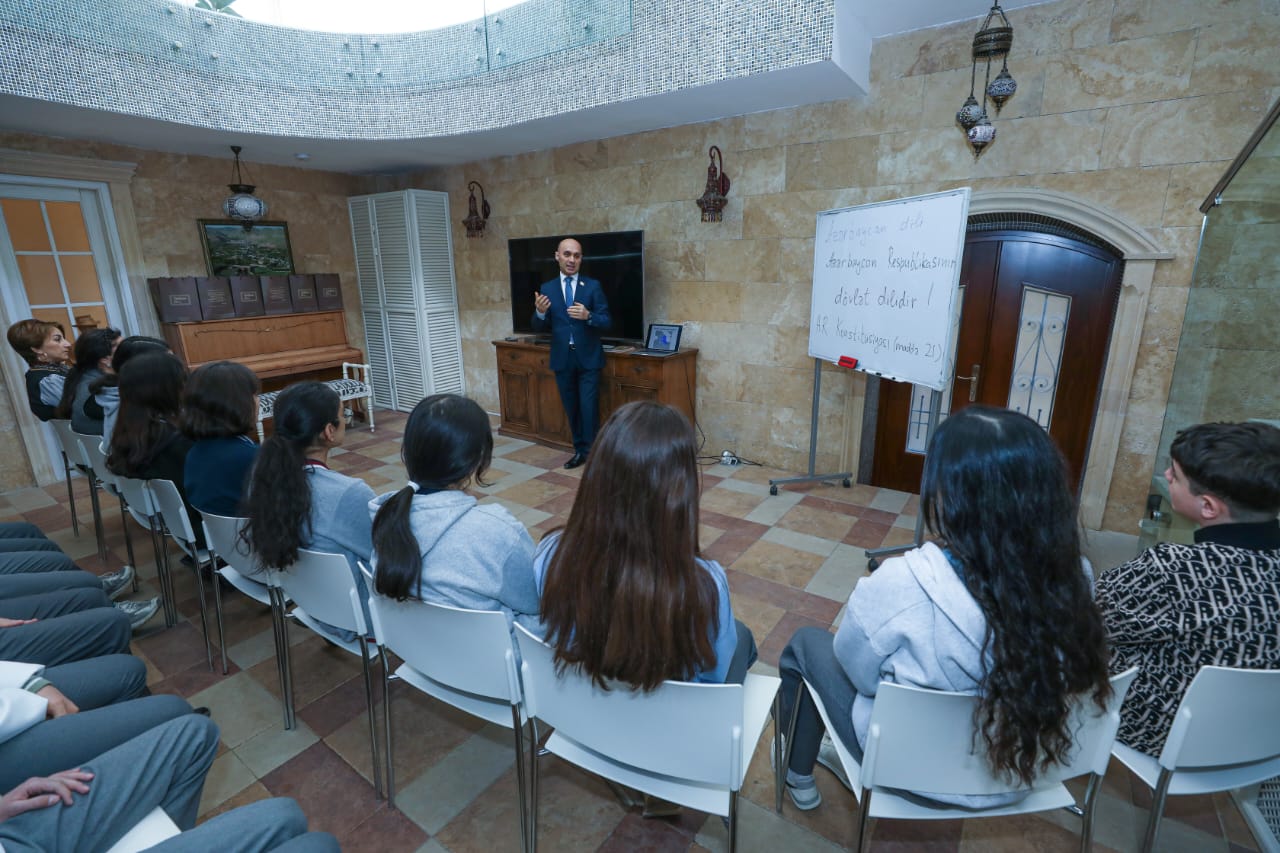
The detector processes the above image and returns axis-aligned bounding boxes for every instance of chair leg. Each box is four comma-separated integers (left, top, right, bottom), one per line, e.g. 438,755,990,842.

62,454,79,537
855,787,873,853
147,523,175,628
271,587,296,729
87,475,107,563
268,586,290,727
777,680,806,813
1079,773,1102,853
378,647,396,809
773,692,785,813
212,573,229,675
358,638,384,800
728,790,739,853
117,498,138,591
194,551,214,671
529,717,542,853
1141,769,1173,853
367,394,375,433
510,705,529,853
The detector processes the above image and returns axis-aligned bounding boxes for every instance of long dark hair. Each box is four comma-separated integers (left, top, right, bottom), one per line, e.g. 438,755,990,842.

90,335,169,395
55,327,119,418
372,394,492,601
242,382,341,569
107,352,188,477
540,401,715,692
920,406,1111,786
180,361,260,440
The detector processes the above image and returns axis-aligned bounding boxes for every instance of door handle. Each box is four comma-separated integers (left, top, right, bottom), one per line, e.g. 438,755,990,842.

956,363,981,402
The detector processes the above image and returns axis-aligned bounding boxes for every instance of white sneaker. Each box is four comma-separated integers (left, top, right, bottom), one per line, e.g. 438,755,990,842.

816,735,852,792
99,565,135,600
116,597,160,630
773,734,824,811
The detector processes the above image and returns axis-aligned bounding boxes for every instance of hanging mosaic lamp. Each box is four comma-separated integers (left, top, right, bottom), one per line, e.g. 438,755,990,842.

956,93,984,130
986,59,1018,114
222,145,268,229
967,114,997,158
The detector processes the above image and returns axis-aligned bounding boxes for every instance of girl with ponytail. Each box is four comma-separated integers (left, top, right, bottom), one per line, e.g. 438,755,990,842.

242,382,375,641
370,394,538,633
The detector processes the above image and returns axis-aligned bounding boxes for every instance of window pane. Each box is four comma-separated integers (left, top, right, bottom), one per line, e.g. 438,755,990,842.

31,306,73,335
1,199,51,252
16,255,63,305
70,306,111,336
60,255,104,304
45,202,91,252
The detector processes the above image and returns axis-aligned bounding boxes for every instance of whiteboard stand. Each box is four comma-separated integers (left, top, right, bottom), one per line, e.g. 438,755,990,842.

767,359,853,496
863,387,942,571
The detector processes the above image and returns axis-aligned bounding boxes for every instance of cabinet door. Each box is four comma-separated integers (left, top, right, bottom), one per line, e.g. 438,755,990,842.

611,379,661,406
498,364,536,432
535,371,572,445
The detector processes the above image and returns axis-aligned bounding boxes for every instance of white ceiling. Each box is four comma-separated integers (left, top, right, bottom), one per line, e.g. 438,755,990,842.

0,0,1051,174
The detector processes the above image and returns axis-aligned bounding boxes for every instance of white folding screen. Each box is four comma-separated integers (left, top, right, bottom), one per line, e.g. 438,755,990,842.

348,190,463,412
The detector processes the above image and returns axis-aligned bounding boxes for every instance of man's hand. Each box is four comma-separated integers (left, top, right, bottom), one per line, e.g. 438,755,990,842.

0,770,93,822
534,293,551,314
37,685,79,718
567,302,590,321
0,617,37,629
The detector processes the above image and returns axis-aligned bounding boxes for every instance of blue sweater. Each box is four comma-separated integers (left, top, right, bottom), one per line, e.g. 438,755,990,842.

184,435,258,516
531,532,739,684
305,465,376,632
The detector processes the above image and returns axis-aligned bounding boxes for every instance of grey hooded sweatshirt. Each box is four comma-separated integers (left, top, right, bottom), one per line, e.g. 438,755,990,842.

367,488,540,634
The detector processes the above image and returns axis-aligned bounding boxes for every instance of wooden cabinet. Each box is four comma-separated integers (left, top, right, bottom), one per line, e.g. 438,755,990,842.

493,341,697,450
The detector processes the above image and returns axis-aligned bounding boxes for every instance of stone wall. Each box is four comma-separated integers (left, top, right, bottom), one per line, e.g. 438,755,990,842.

431,0,1279,531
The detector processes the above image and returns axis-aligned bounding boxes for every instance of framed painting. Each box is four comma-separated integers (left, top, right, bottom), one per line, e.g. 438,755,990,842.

198,219,295,276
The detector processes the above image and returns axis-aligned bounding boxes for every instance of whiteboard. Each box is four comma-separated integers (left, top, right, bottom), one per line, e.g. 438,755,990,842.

807,189,970,391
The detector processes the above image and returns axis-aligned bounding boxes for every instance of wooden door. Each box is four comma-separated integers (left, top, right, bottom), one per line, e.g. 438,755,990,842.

872,230,1123,494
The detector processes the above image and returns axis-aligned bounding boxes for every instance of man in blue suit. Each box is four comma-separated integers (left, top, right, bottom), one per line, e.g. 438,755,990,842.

532,237,612,469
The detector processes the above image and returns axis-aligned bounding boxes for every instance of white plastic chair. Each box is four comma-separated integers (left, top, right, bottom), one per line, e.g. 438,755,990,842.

58,423,108,562
113,475,177,628
1111,666,1280,852
779,668,1138,853
199,512,276,676
366,590,531,849
149,479,214,671
271,548,383,798
46,419,82,537
79,437,140,592
103,805,181,853
514,623,779,853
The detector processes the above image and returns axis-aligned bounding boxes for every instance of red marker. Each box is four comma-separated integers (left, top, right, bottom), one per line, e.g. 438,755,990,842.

838,356,858,369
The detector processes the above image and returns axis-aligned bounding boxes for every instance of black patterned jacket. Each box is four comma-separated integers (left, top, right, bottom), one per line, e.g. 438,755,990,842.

1095,520,1280,756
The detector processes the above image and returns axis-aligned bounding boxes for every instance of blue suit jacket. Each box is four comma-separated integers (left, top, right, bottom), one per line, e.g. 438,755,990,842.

531,274,612,371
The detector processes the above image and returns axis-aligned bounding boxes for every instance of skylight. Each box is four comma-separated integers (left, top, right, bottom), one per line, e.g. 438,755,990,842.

177,0,529,33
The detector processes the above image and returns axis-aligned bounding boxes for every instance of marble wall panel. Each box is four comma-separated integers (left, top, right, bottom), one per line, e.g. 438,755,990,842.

644,241,706,284
1100,89,1274,169
730,146,787,197
1150,225,1204,287
1110,0,1272,42
1163,161,1230,227
1189,17,1280,96
1201,348,1280,419
702,239,781,285
1041,30,1196,114
784,138,878,193
972,110,1108,178
742,281,811,329
919,61,1047,132
552,139,610,174
665,282,744,325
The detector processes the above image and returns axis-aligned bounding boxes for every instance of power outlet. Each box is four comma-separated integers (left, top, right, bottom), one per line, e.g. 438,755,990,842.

720,450,740,466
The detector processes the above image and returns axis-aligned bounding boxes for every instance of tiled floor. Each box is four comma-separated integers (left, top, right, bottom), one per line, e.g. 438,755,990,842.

0,409,1266,852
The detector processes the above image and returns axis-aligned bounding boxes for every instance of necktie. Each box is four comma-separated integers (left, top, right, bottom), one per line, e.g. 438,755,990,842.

563,276,574,308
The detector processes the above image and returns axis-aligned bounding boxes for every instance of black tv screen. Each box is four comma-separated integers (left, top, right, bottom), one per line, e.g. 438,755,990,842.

507,231,645,343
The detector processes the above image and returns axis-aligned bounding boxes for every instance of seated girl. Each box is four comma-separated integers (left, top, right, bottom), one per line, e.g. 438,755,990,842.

777,406,1113,810
371,394,539,633
242,382,375,642
107,351,203,546
181,361,260,517
55,327,120,435
536,400,756,689
5,319,71,421
92,335,170,447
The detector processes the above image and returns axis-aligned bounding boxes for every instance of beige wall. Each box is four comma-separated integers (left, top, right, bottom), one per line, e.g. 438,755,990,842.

431,0,1278,531
0,134,371,490
2,0,1277,529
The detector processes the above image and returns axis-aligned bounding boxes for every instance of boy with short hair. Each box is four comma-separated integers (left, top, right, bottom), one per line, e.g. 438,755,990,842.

1095,421,1280,755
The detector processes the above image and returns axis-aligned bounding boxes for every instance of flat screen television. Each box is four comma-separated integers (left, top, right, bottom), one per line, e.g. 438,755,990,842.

507,230,645,343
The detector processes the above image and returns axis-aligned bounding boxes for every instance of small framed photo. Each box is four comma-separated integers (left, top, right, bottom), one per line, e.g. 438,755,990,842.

199,219,295,277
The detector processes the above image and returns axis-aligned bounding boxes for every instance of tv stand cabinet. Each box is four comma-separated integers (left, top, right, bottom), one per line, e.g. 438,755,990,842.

493,340,697,450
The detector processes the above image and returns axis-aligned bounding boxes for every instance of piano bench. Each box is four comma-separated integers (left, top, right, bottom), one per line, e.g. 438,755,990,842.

256,362,375,442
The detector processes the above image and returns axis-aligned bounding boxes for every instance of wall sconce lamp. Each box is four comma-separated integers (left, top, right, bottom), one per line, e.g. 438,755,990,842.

696,146,730,223
462,181,491,237
222,145,268,229
956,2,1017,159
